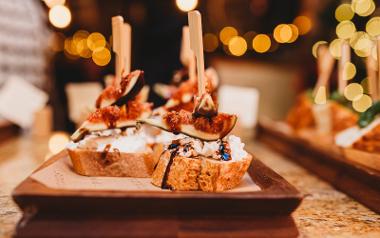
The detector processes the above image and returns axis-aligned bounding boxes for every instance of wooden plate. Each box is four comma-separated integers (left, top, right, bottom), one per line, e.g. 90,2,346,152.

12,150,302,237
12,150,303,216
258,118,380,214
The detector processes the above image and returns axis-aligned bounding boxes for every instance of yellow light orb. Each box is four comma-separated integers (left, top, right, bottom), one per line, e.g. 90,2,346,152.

329,38,343,59
287,24,299,43
87,32,106,51
335,3,354,22
366,17,380,37
353,94,372,112
314,86,327,105
312,41,328,58
48,5,71,29
343,62,357,80
176,0,198,12
252,34,271,53
219,26,238,45
228,36,247,56
336,20,356,39
203,33,219,52
293,16,312,35
48,132,69,154
352,0,373,16
92,48,111,66
344,83,363,101
359,0,375,17
43,0,66,8
349,31,369,48
274,24,292,43
354,38,373,57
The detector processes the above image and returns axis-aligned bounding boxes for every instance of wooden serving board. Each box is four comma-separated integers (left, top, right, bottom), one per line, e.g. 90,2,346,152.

257,119,380,214
12,150,302,238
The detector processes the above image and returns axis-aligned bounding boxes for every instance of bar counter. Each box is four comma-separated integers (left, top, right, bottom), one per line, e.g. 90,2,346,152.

1,135,380,238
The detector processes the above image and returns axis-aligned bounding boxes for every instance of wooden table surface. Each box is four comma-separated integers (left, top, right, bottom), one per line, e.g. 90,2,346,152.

1,135,380,238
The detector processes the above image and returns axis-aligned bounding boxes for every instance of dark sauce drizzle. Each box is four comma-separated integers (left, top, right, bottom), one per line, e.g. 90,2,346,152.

219,140,231,161
161,140,180,189
100,144,112,165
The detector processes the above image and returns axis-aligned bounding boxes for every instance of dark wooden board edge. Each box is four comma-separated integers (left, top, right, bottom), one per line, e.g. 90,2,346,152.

12,150,303,216
257,121,380,214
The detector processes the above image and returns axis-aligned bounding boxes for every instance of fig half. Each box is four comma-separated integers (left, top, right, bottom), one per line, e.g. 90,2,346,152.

96,70,144,108
139,112,237,141
71,110,151,142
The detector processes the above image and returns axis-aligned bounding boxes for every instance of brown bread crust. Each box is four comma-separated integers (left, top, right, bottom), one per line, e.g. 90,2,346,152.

152,150,252,191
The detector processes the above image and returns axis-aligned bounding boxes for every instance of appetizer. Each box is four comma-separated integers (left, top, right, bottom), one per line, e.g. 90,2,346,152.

67,16,160,178
286,45,358,146
140,11,252,192
67,70,158,177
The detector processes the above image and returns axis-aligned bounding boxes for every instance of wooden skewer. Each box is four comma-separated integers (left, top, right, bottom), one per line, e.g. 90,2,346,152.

338,40,350,94
188,11,206,97
377,36,380,101
112,16,124,86
366,55,378,100
180,26,196,82
313,45,335,96
122,23,132,76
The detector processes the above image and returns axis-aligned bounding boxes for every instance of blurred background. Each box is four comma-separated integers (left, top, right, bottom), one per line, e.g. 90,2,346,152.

0,0,379,149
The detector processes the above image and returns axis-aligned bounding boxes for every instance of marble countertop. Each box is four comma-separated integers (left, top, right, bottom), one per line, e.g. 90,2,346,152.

0,135,380,238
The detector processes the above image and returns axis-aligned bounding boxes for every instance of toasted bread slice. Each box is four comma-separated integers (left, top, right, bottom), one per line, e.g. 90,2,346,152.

67,143,164,178
152,150,252,191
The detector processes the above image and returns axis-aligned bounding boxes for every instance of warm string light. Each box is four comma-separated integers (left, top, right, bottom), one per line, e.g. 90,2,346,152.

176,0,198,12
63,30,111,66
312,0,377,111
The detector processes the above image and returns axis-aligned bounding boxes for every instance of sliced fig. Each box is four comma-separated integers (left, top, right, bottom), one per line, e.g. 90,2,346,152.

96,70,144,108
71,107,151,142
139,111,237,141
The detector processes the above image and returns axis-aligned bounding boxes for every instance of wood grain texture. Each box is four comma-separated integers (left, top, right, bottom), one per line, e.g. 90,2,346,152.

257,121,380,214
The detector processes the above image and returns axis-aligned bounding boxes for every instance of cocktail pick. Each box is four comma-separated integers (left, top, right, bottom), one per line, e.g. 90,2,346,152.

338,40,350,94
112,16,124,85
366,55,378,100
313,44,335,100
188,10,216,117
122,22,131,76
180,26,196,82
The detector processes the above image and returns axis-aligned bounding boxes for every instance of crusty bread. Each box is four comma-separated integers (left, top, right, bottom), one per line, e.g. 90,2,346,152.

68,144,164,177
152,150,252,191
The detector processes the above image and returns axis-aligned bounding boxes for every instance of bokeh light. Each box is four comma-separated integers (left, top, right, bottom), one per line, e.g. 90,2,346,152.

344,83,363,101
329,38,343,59
92,47,111,66
274,24,292,43
48,132,69,154
314,86,327,104
343,62,357,80
354,37,373,57
293,16,312,35
336,20,356,39
43,0,66,8
252,34,271,53
87,32,106,51
366,17,380,37
335,4,354,22
219,26,238,45
312,41,327,58
353,94,372,112
228,36,247,56
203,33,219,52
287,24,299,43
176,0,198,12
352,0,374,16
48,5,71,29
